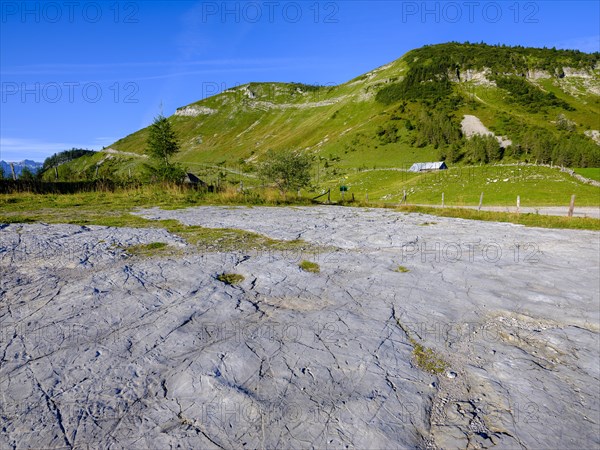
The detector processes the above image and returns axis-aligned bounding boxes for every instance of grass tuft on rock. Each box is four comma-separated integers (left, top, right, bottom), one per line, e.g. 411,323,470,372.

217,273,245,285
299,260,320,273
126,242,173,257
396,318,448,375
412,342,448,374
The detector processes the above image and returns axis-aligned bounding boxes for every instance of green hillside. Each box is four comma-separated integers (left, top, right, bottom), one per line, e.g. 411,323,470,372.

43,42,600,203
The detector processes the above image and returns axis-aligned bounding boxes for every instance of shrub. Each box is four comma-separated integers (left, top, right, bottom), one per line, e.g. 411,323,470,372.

258,150,312,194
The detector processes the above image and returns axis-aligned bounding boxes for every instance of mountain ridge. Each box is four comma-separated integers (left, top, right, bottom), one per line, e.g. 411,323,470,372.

1,160,43,178
42,42,600,181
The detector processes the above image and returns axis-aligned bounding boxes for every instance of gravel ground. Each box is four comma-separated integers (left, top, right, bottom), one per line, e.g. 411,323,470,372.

1,206,599,449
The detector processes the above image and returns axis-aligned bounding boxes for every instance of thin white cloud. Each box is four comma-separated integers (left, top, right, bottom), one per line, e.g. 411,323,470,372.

0,64,312,88
0,137,108,162
0,58,306,76
0,66,283,94
127,66,288,81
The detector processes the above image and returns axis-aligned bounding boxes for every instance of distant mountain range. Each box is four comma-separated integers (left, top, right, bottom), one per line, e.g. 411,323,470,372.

1,160,44,178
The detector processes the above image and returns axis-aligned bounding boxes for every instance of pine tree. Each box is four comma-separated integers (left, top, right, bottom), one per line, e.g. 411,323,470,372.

145,114,186,182
146,114,180,167
19,167,36,181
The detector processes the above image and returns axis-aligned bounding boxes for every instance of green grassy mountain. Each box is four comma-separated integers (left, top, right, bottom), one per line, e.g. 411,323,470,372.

44,42,600,203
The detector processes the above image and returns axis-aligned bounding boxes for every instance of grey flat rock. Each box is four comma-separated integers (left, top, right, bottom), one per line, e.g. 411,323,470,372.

1,206,599,449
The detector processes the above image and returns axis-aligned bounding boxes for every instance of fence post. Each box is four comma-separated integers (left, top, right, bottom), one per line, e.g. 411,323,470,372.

478,192,484,211
366,192,369,203
517,195,520,214
442,192,445,208
568,195,576,217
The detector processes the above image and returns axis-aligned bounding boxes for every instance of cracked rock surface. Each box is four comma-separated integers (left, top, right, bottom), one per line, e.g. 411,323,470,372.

1,206,599,449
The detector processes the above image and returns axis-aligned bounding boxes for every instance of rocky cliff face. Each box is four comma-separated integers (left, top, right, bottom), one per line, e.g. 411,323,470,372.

448,66,598,84
175,106,217,117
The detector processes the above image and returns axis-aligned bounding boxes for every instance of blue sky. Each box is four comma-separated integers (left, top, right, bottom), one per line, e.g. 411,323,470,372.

1,0,599,162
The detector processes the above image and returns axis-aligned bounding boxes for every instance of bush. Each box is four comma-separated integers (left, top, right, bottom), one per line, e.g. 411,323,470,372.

376,123,400,144
143,163,187,183
258,150,312,193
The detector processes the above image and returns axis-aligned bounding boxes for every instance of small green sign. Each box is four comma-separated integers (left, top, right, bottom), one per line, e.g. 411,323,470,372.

340,186,348,192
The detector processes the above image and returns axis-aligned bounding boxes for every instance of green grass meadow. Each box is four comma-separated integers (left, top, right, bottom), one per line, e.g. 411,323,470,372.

319,165,600,207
